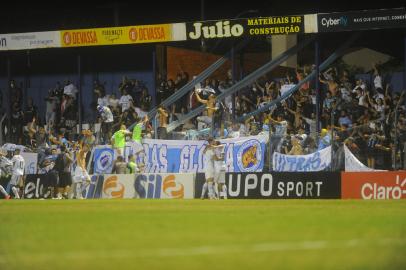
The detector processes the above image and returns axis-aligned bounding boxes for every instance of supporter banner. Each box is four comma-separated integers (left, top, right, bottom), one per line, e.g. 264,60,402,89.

273,146,331,172
186,15,304,40
317,8,406,33
341,172,406,200
85,173,195,199
344,145,384,172
93,147,115,174
61,24,172,47
0,31,60,51
197,172,340,199
21,152,38,175
121,134,268,173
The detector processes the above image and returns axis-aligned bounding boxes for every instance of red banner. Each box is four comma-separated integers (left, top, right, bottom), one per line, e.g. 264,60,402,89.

341,172,406,200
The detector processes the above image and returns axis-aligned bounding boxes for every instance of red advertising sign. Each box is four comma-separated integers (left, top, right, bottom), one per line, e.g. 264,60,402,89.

341,172,406,200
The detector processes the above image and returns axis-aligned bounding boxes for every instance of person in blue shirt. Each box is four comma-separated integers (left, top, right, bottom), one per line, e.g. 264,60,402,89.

338,110,352,127
318,129,331,150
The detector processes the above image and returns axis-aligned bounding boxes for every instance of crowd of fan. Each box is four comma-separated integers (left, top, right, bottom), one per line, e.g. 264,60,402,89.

1,62,406,171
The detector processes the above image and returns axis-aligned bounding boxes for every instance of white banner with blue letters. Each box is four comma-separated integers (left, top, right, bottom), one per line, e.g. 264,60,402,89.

272,146,331,172
93,134,268,174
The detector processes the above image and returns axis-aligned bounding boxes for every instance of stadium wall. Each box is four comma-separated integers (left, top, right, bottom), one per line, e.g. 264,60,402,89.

9,172,406,200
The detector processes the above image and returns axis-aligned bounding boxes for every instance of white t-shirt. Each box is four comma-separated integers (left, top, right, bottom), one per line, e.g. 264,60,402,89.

204,148,215,172
374,75,383,89
0,156,12,176
228,131,240,138
274,121,287,136
101,106,114,123
11,155,25,176
97,96,109,107
119,95,133,112
64,84,78,98
214,147,226,171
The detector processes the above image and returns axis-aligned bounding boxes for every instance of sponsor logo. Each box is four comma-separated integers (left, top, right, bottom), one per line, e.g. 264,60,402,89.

236,139,261,172
188,20,244,39
247,16,302,35
127,26,167,42
63,30,98,45
134,174,184,198
129,28,138,41
227,173,323,198
320,16,348,28
162,174,184,198
101,29,123,43
139,26,166,41
103,176,125,198
361,175,406,200
342,172,406,200
0,37,7,47
24,176,51,199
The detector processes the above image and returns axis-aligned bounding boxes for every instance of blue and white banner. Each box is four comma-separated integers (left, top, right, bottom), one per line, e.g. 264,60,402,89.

21,152,38,174
273,146,331,172
93,135,268,174
93,147,115,174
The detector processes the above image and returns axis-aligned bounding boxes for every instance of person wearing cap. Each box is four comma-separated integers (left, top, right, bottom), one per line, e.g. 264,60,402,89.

97,105,114,144
195,89,217,128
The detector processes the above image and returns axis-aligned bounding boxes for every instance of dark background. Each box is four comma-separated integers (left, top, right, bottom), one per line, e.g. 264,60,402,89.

0,0,404,74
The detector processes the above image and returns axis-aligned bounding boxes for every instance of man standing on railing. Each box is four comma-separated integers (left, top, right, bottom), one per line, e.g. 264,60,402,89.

97,105,114,145
195,90,218,130
157,105,169,139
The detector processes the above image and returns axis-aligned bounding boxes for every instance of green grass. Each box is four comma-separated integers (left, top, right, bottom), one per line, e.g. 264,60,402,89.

0,200,405,270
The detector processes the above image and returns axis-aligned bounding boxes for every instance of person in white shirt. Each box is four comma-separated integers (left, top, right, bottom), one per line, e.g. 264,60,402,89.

63,82,78,99
119,89,133,112
4,149,25,199
97,105,114,144
213,141,227,199
372,63,383,91
0,150,13,199
200,138,217,199
97,95,109,108
269,114,288,161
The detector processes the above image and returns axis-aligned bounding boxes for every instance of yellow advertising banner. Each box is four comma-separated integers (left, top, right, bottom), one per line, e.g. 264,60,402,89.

61,24,172,47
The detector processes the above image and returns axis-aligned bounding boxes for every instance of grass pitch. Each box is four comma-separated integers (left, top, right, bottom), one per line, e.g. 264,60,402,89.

0,200,405,270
